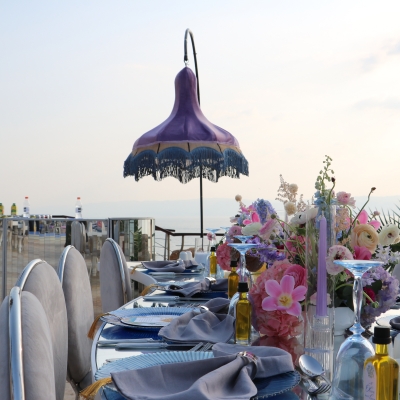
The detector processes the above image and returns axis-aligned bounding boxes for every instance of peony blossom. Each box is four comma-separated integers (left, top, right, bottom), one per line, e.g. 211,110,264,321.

284,264,306,287
378,224,400,246
326,245,354,275
354,245,372,260
309,292,332,306
351,224,379,253
336,191,356,208
241,222,262,236
216,242,231,271
262,275,307,316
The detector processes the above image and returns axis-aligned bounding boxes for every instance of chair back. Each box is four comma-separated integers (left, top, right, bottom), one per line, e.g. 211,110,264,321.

0,287,56,400
71,221,86,254
99,238,132,312
58,246,94,393
15,260,68,400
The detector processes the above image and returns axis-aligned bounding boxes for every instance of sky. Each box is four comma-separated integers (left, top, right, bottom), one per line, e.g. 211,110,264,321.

1,1,400,219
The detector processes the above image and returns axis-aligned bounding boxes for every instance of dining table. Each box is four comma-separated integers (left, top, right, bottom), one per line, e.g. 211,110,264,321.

90,264,400,400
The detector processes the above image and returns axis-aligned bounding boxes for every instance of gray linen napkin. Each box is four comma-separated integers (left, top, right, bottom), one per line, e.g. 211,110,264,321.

158,307,234,344
111,344,294,400
202,298,230,314
141,261,184,273
166,278,228,297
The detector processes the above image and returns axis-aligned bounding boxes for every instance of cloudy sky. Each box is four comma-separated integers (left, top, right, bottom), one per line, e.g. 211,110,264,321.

1,1,400,217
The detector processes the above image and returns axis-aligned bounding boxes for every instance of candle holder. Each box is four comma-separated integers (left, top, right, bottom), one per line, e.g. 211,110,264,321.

303,205,336,379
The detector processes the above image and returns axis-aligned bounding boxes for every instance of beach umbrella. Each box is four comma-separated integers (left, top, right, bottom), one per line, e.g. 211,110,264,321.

123,29,249,240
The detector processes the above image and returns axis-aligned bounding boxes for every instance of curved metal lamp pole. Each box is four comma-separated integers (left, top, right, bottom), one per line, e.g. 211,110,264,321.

184,28,205,248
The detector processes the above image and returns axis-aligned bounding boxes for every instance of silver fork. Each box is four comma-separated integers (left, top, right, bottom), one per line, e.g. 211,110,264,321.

188,342,204,352
309,376,331,395
199,342,213,352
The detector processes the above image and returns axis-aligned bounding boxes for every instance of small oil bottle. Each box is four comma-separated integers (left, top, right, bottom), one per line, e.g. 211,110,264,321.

11,203,17,216
363,326,399,400
208,246,217,278
235,282,251,345
0,203,3,217
228,260,239,299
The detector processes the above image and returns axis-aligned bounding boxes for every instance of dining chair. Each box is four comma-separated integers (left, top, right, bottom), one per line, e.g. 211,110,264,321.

15,259,68,400
130,269,157,297
99,238,132,312
71,220,86,254
0,287,56,400
58,246,94,399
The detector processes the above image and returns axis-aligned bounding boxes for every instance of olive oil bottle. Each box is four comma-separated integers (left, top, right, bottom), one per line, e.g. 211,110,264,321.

235,282,251,345
208,246,217,278
363,326,399,400
228,260,239,299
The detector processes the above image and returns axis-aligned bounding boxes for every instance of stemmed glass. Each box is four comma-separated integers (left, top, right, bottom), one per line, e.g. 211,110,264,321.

206,228,220,247
330,260,384,400
234,235,253,243
227,240,259,288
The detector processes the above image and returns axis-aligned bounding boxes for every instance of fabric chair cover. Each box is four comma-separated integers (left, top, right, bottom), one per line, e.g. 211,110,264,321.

71,221,86,254
60,246,94,390
100,239,132,312
18,261,68,400
0,292,56,400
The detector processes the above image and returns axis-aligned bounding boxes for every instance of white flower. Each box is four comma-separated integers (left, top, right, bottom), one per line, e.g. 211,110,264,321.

235,194,242,202
284,202,297,216
310,292,332,306
241,222,262,236
290,207,318,225
394,237,400,244
378,224,400,246
289,184,298,194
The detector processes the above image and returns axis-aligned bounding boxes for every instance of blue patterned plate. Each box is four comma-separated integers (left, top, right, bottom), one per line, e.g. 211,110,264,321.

101,307,192,331
96,351,300,399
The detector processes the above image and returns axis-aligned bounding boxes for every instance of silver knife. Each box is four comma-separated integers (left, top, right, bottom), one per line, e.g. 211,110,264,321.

98,338,157,346
115,342,198,350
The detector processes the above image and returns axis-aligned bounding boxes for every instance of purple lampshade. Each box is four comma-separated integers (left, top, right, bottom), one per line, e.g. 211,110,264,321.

123,67,248,183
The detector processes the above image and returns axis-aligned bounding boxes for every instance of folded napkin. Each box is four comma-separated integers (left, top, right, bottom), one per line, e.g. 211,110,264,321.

141,260,198,273
158,306,234,344
111,344,294,400
202,298,230,314
166,278,228,297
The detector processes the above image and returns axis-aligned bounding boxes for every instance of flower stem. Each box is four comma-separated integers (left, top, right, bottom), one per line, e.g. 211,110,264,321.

350,188,376,230
335,283,375,304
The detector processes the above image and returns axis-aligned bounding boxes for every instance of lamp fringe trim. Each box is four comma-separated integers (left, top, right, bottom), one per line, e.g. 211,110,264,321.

140,284,158,296
87,313,108,339
80,377,112,399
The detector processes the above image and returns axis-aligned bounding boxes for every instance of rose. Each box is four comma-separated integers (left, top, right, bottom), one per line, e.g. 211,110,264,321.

363,287,376,304
354,245,372,260
351,224,379,253
284,264,306,287
336,191,356,208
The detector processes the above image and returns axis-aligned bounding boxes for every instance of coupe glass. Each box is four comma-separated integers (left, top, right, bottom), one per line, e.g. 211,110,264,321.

234,235,254,243
227,241,259,288
330,260,384,400
206,228,220,247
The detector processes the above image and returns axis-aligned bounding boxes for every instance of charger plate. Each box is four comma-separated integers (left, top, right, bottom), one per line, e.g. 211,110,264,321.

101,307,192,331
96,351,300,399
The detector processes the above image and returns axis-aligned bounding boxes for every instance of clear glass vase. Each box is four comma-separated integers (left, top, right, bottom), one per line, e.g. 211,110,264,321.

303,204,336,379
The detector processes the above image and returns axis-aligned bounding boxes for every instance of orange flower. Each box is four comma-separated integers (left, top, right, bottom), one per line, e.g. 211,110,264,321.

351,224,379,253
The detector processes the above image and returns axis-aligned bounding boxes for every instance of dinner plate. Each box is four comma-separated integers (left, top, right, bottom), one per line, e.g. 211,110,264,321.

96,351,300,399
101,307,192,331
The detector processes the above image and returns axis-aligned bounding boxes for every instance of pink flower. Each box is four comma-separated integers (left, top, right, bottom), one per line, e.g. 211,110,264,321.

243,211,260,225
357,210,381,230
228,225,242,237
354,245,372,260
309,292,332,306
286,235,306,255
326,245,354,275
259,219,277,240
262,275,307,316
337,191,356,208
284,264,306,287
216,242,231,271
206,232,215,241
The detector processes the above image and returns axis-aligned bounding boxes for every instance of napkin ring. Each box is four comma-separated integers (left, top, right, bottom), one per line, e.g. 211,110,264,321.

238,351,258,365
205,277,217,285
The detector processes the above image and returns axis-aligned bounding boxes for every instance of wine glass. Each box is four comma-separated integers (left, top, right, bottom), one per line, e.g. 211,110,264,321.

227,241,259,288
206,228,220,247
330,260,384,400
220,226,232,241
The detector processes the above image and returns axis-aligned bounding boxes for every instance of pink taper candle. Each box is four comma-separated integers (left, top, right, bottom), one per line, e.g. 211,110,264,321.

316,214,328,316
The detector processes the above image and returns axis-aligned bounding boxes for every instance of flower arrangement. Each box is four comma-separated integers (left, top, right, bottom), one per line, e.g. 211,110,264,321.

245,155,399,334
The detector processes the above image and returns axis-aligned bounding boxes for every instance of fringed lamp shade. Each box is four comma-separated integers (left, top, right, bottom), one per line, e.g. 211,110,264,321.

123,67,249,183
